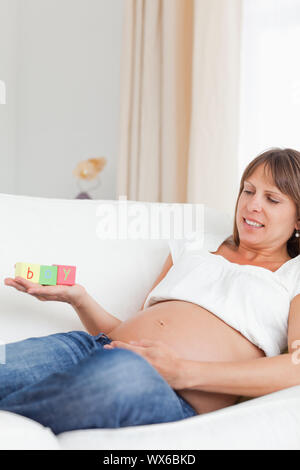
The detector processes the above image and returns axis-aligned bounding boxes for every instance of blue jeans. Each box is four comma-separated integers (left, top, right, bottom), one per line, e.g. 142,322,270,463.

0,331,197,435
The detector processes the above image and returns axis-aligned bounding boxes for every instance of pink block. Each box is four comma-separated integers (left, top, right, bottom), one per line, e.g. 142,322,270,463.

53,265,76,285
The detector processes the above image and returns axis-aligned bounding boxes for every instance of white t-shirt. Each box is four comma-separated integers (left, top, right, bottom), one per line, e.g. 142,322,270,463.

143,232,300,357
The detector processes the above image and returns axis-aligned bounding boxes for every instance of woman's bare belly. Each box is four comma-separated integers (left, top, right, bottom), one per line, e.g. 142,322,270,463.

109,300,265,415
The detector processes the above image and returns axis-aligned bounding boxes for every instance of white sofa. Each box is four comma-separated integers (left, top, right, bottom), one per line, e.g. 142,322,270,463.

0,192,299,450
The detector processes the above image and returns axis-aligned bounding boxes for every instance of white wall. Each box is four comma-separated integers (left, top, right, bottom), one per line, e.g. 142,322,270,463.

239,0,300,177
0,0,18,194
0,0,124,199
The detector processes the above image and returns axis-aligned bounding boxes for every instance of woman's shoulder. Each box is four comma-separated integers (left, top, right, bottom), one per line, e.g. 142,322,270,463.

212,236,237,257
218,235,236,253
223,234,236,247
283,255,300,299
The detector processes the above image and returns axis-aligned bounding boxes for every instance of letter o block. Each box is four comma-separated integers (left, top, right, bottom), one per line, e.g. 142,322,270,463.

53,265,76,285
15,263,40,283
39,265,58,286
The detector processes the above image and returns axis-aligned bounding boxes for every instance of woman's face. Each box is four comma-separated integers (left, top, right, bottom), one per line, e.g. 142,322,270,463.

236,163,300,250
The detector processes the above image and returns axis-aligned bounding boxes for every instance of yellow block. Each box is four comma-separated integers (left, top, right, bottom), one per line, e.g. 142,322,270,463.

15,262,40,283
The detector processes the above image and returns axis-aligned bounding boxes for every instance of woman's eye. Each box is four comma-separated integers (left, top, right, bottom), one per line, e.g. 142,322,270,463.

268,197,279,204
243,190,279,204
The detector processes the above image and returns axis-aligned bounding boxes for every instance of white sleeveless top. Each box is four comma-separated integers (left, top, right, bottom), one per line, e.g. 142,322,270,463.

143,232,300,357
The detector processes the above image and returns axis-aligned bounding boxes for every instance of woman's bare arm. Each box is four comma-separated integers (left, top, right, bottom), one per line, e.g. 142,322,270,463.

140,253,173,310
176,352,300,396
71,292,122,336
71,252,173,334
75,252,174,335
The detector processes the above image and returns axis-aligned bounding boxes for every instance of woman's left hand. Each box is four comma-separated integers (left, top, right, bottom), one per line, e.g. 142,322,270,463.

104,339,183,389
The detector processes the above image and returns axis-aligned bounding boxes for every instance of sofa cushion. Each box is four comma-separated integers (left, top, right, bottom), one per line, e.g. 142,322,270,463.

57,385,300,450
0,193,232,344
0,411,60,450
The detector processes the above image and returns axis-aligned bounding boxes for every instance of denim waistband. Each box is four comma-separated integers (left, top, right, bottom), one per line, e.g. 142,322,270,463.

93,332,112,346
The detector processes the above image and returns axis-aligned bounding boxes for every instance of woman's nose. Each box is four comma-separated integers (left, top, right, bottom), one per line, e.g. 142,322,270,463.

247,195,263,212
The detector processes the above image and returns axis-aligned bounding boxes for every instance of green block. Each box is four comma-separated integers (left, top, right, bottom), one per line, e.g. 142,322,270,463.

39,265,58,285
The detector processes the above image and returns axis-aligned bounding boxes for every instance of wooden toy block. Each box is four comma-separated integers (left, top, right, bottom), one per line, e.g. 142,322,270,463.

53,265,76,285
15,262,40,283
14,263,76,285
39,265,58,286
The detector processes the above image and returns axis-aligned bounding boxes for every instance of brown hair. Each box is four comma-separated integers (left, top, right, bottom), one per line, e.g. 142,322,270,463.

230,148,300,258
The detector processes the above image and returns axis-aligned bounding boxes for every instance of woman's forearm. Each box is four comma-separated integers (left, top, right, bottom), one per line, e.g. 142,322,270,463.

71,291,122,336
177,353,300,397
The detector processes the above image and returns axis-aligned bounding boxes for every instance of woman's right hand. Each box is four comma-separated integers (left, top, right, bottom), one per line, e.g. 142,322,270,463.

4,276,86,307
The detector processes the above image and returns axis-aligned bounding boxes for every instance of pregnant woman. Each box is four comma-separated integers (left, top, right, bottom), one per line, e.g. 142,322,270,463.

2,147,300,435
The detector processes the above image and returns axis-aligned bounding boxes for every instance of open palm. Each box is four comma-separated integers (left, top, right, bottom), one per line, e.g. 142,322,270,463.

4,276,85,305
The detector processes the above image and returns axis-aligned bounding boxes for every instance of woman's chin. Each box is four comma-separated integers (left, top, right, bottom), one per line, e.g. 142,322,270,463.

238,225,265,242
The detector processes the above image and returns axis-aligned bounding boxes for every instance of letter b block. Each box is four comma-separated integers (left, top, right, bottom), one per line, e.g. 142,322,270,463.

15,263,40,283
39,265,58,286
53,265,76,285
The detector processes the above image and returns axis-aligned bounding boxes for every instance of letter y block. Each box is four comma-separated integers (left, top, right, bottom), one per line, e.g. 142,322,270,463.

53,265,76,285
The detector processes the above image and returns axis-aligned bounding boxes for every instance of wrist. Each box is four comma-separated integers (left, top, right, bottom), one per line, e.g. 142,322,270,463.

69,286,88,309
175,359,191,390
175,359,205,390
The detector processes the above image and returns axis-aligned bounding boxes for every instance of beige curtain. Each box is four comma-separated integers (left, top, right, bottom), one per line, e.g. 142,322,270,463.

117,0,241,217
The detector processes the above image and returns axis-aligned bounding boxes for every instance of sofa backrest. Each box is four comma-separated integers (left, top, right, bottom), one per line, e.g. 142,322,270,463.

0,193,233,343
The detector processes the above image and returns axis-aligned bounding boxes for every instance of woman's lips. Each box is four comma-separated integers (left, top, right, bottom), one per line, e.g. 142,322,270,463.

242,217,265,229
